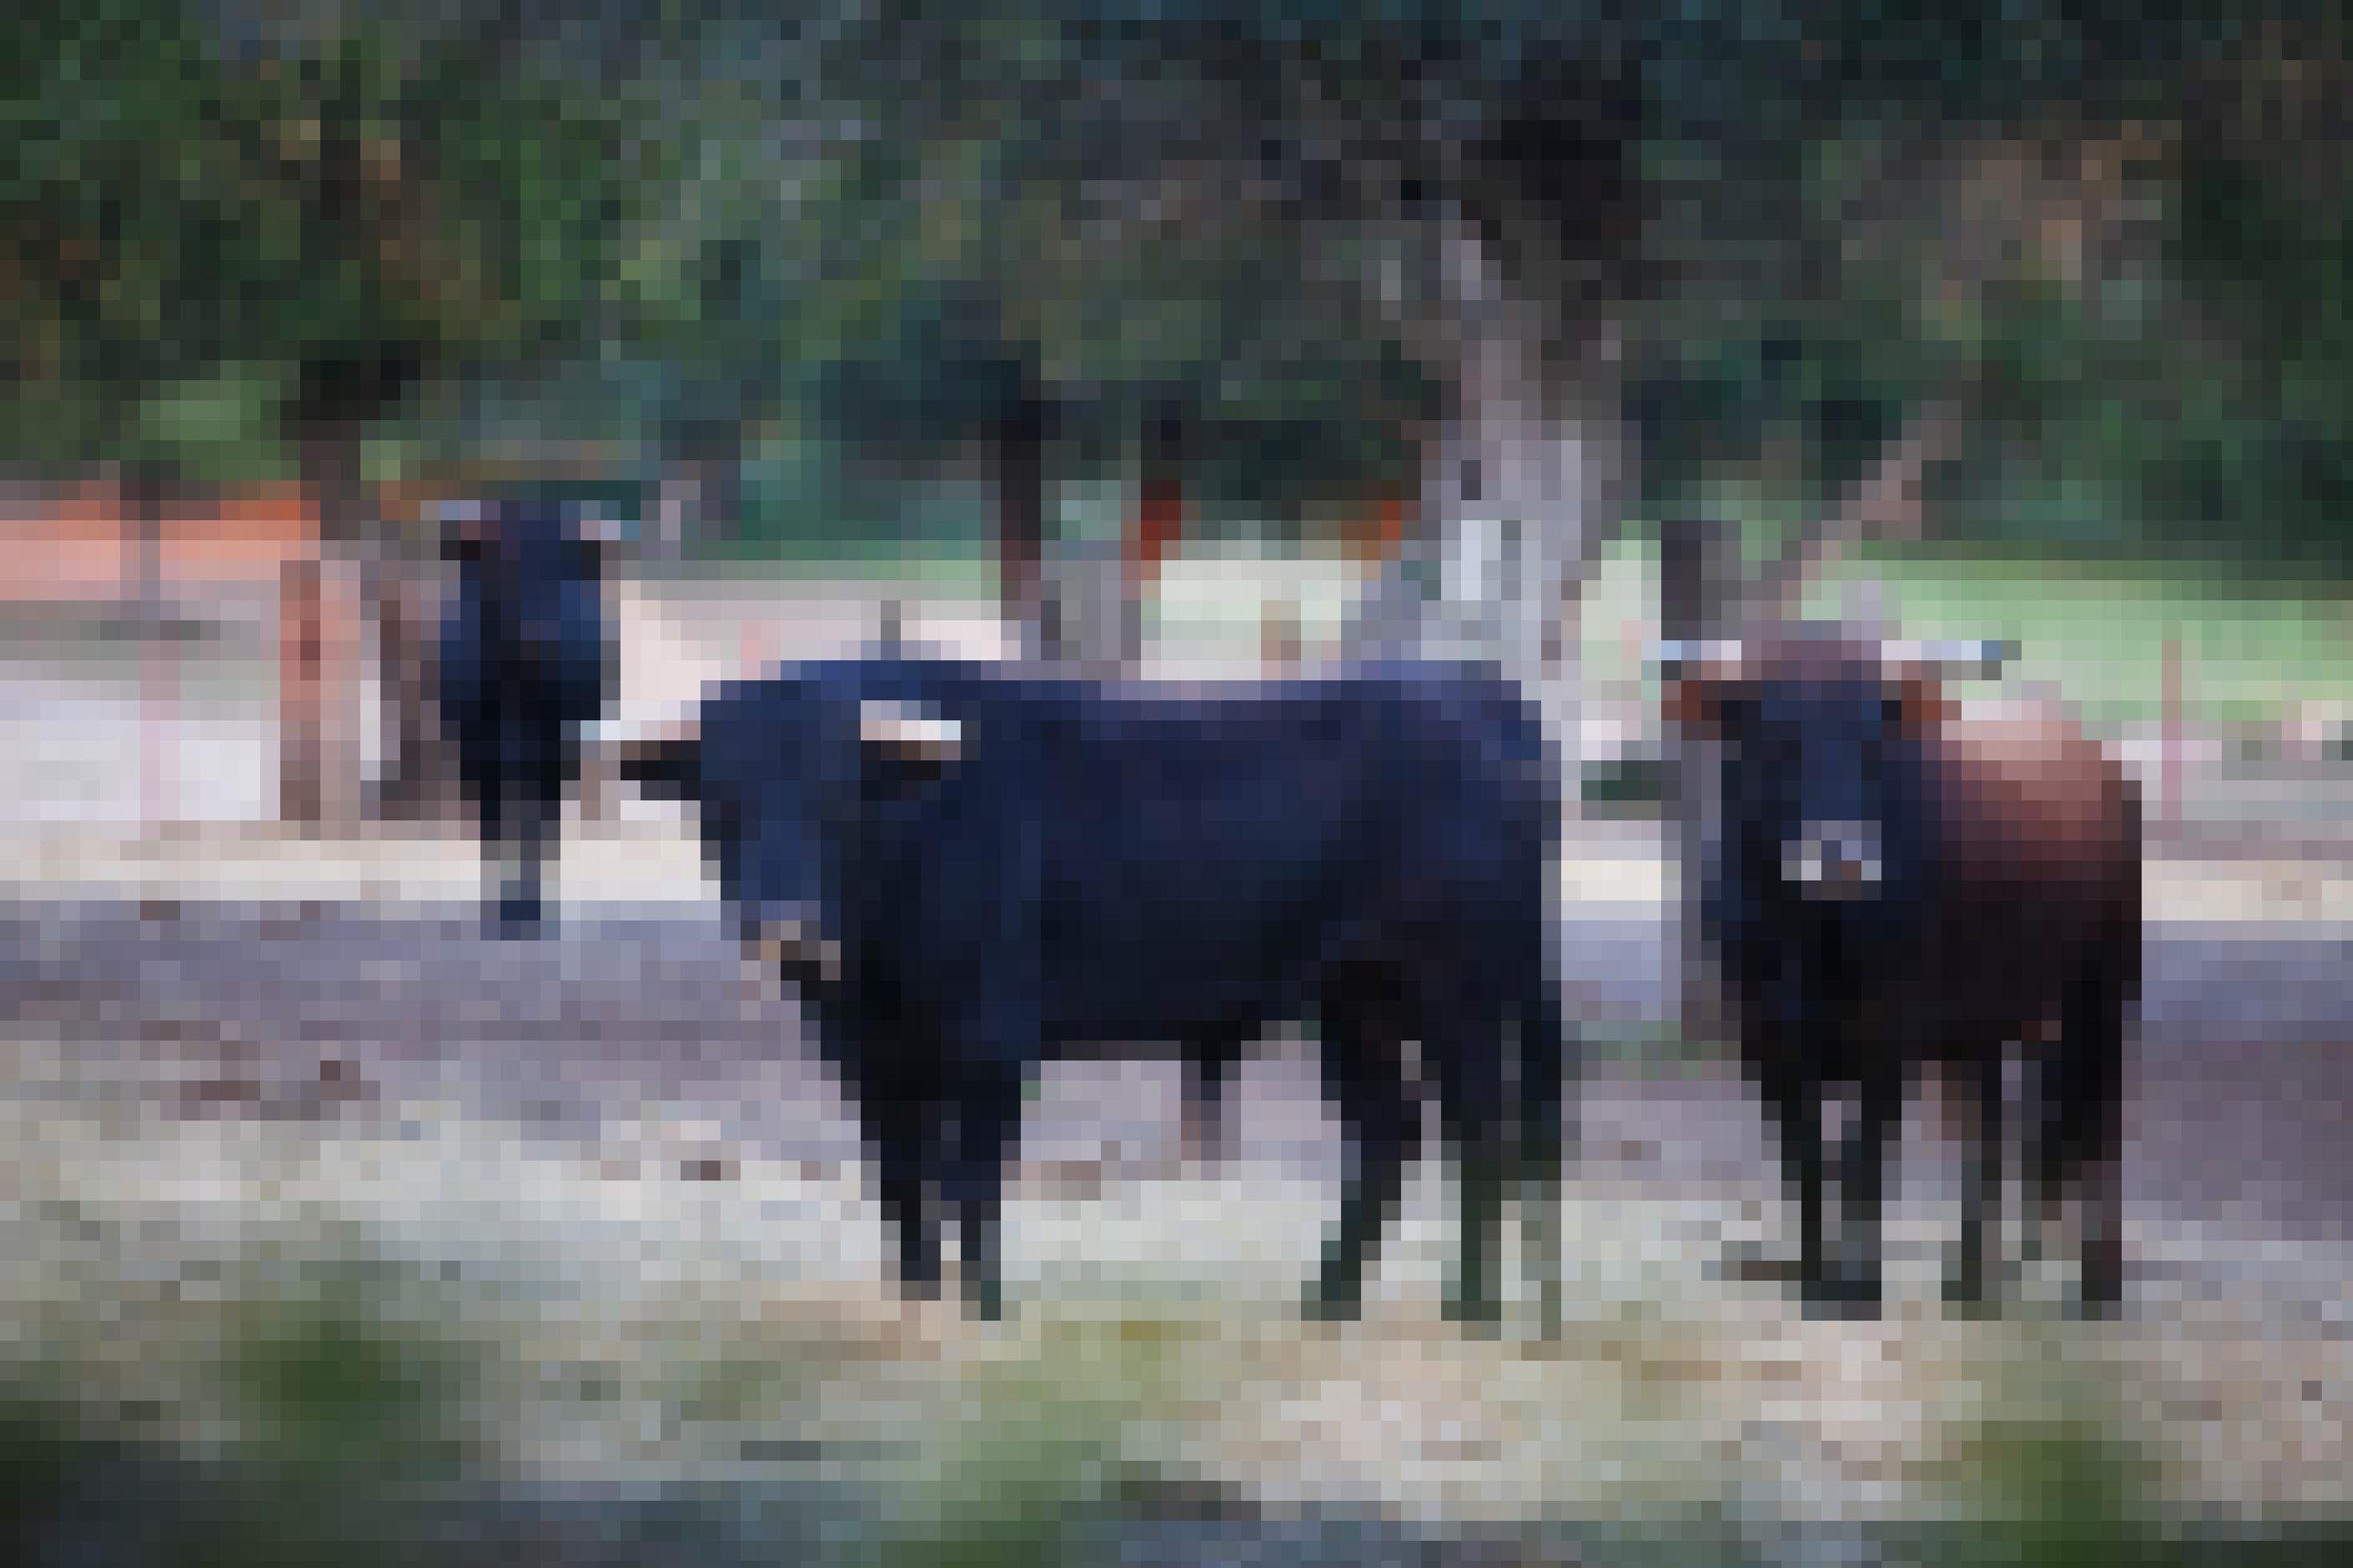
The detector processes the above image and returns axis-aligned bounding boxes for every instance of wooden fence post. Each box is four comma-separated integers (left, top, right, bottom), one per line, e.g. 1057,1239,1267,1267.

279,555,363,833
2161,636,2184,833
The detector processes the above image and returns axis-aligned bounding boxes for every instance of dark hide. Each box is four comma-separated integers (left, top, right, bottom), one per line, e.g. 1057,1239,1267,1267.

436,499,618,935
622,656,1569,1329
1675,634,2139,1320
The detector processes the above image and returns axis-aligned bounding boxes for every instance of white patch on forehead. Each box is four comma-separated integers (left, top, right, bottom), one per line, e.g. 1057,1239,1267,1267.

1781,819,1885,900
859,700,963,761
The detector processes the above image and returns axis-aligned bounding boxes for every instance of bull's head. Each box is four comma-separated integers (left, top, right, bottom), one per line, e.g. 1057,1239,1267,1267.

442,499,620,673
1658,634,2010,904
596,688,964,988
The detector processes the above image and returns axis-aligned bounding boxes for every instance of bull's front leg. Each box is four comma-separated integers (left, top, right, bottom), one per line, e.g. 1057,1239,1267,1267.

496,788,556,936
863,1087,942,1304
943,1064,1027,1322
1306,1009,1416,1324
1755,1053,1831,1312
1828,1060,1903,1318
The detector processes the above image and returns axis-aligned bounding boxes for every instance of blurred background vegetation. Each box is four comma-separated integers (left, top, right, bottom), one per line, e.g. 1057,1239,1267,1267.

2,1,2344,580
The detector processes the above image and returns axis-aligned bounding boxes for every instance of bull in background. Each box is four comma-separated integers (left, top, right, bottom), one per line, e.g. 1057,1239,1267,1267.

610,655,1569,1329
436,498,620,936
1662,629,2138,1319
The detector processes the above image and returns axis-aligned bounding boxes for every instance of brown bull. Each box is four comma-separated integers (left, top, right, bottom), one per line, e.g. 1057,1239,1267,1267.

1663,629,2139,1319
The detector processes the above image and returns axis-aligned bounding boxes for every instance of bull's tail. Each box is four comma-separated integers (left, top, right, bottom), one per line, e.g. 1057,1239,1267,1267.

1519,932,1572,1336
2037,782,2142,1313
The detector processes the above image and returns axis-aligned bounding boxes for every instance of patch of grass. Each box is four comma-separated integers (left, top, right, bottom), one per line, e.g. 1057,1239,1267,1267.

1810,547,2353,727
864,1309,1207,1568
1913,1353,2178,1568
1580,1024,1736,1076
689,539,998,592
218,1251,482,1472
1579,535,2353,728
0,1250,488,1568
1581,750,1674,814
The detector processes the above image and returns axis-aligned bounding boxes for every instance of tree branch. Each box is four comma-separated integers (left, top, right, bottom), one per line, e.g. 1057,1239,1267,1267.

1746,400,1963,628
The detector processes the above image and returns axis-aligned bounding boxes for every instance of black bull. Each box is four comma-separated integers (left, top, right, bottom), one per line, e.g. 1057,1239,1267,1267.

1666,632,2139,1319
436,499,620,936
610,656,1572,1328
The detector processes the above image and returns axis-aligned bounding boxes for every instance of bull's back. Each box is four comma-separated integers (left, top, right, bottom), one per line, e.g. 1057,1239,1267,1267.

866,664,1544,1042
1914,696,2139,1038
1929,697,2137,908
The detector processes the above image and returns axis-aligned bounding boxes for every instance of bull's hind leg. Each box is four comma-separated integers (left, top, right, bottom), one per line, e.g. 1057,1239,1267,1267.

1180,1036,1244,1169
1944,1047,2005,1314
1519,1000,1571,1339
2045,954,2130,1319
1304,999,1416,1324
1432,1014,1512,1334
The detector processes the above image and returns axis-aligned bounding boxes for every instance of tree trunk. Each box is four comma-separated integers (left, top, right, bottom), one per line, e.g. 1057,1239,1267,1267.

685,452,743,554
1114,407,1187,672
990,403,1050,660
1745,403,1959,630
299,424,445,827
1657,514,1745,1048
122,464,172,835
1349,207,1632,753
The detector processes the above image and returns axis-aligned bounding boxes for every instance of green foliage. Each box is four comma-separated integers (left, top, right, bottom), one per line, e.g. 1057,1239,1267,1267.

1926,1406,2173,1568
865,1312,1195,1568
220,1255,481,1481
0,2,652,486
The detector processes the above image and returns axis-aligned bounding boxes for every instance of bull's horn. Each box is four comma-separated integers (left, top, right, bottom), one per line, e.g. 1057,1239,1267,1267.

1649,639,1746,676
1883,639,2014,679
589,715,702,794
860,700,962,764
745,920,843,987
585,712,695,752
437,498,490,557
578,508,628,547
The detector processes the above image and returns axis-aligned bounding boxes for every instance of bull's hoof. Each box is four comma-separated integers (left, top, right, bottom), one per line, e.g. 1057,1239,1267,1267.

2070,1280,2126,1322
1302,1281,1364,1325
1443,1297,1505,1339
1719,1244,1804,1286
1941,1267,1996,1317
492,896,547,938
963,1284,1006,1323
1801,1273,1885,1321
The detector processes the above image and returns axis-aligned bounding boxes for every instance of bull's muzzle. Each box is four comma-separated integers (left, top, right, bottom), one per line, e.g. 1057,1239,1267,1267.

1782,820,1885,900
738,912,841,986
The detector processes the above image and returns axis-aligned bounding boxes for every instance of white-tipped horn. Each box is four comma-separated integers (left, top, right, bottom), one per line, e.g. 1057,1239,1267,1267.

578,508,627,548
586,709,695,752
1882,639,2013,680
589,712,702,789
859,700,962,763
1649,639,1746,676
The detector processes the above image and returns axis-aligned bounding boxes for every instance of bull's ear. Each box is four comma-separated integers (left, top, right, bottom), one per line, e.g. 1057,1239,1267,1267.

437,499,488,563
1894,676,1953,736
605,720,702,802
859,700,962,779
1665,673,1736,736
1655,640,1745,736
